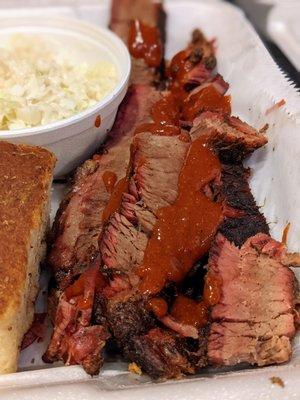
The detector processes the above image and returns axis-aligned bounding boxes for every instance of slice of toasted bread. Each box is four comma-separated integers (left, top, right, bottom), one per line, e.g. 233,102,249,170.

0,141,56,374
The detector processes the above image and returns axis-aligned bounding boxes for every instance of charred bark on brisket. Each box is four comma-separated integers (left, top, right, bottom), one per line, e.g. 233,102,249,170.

219,163,269,247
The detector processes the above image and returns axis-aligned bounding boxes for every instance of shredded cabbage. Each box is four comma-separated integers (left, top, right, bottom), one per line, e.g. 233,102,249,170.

0,35,119,130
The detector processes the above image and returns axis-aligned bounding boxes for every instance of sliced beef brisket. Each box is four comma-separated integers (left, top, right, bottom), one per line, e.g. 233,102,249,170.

44,0,168,375
46,0,299,379
110,0,166,44
195,118,298,369
180,164,269,308
99,131,209,378
44,85,162,375
208,233,298,367
219,163,269,247
110,0,166,85
100,132,190,275
200,120,299,367
191,111,267,163
48,0,167,290
97,109,269,378
43,261,110,375
126,328,205,379
48,85,162,290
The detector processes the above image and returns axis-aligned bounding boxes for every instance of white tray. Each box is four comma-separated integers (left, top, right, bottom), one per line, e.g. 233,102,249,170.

267,2,300,71
1,1,300,399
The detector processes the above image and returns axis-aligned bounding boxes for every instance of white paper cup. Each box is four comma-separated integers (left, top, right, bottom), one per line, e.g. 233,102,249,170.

0,16,131,177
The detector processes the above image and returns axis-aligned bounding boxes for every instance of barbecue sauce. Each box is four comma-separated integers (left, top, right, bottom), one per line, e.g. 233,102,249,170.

135,94,181,136
65,266,106,310
166,49,194,98
95,115,101,128
169,269,222,328
182,86,231,121
138,137,222,295
203,271,222,306
148,297,168,318
171,295,208,327
128,19,162,68
102,177,129,223
102,171,117,194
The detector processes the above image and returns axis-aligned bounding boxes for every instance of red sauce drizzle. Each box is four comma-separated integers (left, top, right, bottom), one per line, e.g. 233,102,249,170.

148,297,168,318
182,86,231,121
171,295,208,328
203,271,222,306
169,268,222,328
95,115,101,128
102,171,117,194
170,269,222,328
65,267,106,310
128,19,162,68
138,137,222,295
102,177,129,223
135,94,181,136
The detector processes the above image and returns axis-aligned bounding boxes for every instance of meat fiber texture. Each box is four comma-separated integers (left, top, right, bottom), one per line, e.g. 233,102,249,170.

99,133,209,379
208,233,296,367
47,85,161,290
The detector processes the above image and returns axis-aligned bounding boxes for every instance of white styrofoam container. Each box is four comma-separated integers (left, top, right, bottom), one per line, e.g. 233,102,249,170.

0,16,131,177
267,3,300,71
230,1,299,42
0,1,300,399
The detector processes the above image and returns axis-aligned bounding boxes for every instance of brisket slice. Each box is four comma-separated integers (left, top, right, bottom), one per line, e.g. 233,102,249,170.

190,112,269,247
218,163,269,247
100,132,190,274
208,233,298,367
99,132,207,378
99,132,190,302
48,85,162,290
44,86,161,374
110,0,165,42
110,0,166,85
45,0,168,375
180,163,269,300
181,121,268,298
102,113,268,274
105,295,205,379
43,260,110,375
191,111,267,163
48,0,167,289
98,113,269,379
205,155,299,368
